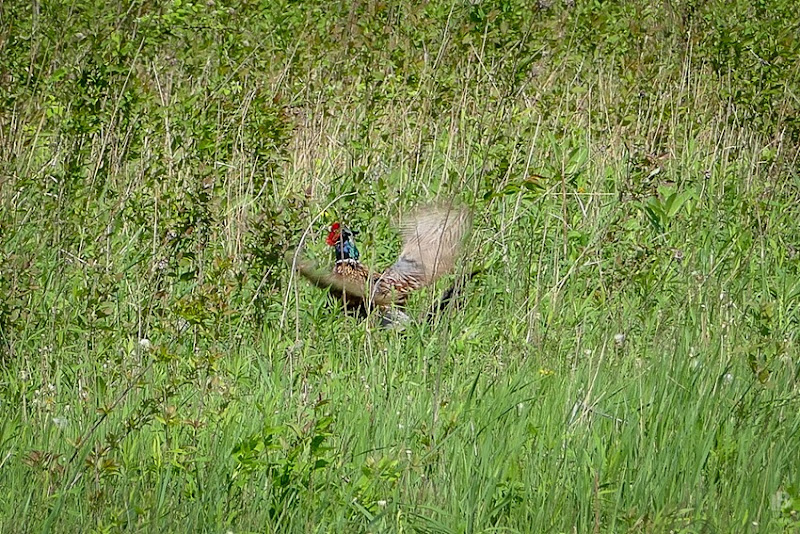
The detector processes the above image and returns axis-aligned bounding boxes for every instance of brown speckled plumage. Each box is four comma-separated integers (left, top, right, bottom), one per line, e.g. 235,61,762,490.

330,258,372,311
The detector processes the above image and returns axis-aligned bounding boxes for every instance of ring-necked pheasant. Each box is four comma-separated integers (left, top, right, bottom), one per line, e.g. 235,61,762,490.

287,204,471,326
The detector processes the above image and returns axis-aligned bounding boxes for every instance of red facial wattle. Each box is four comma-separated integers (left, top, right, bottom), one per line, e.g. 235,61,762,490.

326,222,341,246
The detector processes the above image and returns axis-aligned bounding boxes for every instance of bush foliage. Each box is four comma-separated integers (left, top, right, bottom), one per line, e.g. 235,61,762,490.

1,0,800,531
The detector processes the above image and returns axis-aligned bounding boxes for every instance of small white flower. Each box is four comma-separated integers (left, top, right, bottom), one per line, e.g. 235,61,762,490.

52,417,68,429
724,373,733,383
377,500,387,507
614,333,625,346
139,338,152,351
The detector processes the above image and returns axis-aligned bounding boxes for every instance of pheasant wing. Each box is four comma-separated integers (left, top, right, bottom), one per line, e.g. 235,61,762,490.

373,204,471,303
286,251,373,301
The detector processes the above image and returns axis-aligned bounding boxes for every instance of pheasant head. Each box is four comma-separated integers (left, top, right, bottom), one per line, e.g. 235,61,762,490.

326,222,359,261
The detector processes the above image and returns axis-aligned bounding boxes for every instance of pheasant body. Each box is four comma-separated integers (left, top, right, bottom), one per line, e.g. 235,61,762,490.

330,258,371,310
289,204,471,323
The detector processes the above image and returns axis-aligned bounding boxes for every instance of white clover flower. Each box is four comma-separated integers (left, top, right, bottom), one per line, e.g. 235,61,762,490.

724,373,734,384
52,417,68,429
614,333,625,346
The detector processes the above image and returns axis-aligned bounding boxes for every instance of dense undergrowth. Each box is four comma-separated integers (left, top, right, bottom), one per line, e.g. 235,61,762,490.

1,0,800,532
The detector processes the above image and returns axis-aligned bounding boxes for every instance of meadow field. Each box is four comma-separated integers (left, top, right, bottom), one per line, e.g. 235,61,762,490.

1,0,800,531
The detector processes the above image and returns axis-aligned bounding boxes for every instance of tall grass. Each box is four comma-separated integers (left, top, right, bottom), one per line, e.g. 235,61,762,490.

1,0,799,531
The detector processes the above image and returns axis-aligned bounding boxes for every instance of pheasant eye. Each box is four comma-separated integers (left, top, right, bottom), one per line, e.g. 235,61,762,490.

330,222,341,231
